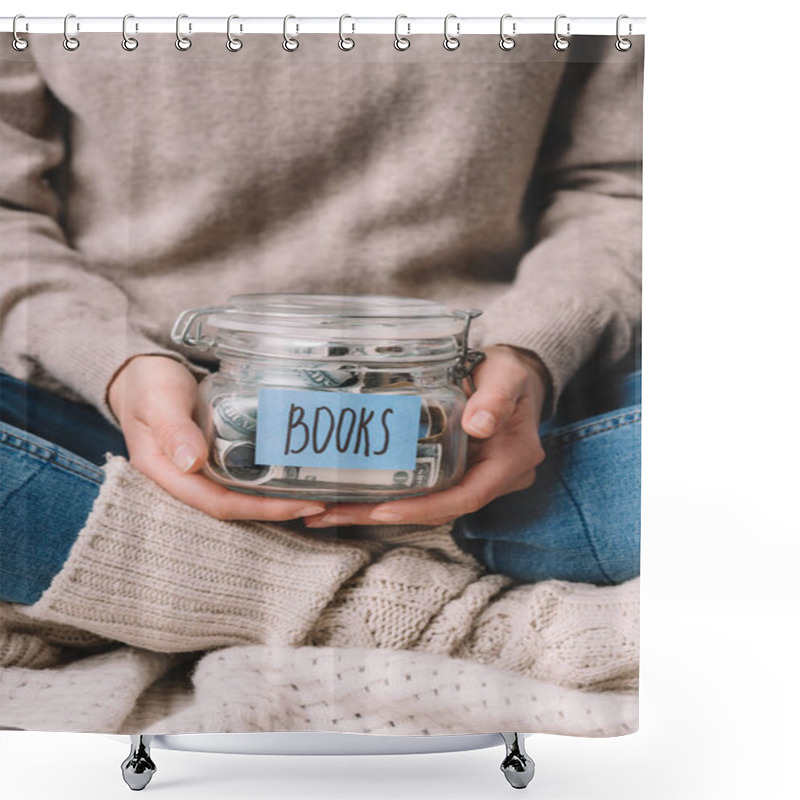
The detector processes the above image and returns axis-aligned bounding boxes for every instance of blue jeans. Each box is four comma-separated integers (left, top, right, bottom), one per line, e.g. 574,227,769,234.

0,372,128,605
0,356,640,605
452,350,641,585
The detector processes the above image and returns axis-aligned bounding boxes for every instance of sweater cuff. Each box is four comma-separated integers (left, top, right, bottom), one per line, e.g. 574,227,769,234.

18,457,373,654
474,299,601,419
22,311,208,425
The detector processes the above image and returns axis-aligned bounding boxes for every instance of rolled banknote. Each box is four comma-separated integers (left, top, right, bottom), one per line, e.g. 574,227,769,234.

211,394,259,439
295,363,360,389
211,438,275,485
419,398,447,442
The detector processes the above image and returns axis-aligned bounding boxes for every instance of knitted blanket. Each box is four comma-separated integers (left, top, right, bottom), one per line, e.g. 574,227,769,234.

0,641,637,737
0,459,639,737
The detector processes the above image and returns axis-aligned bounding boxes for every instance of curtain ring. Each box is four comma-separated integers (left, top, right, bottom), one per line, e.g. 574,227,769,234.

499,14,516,50
12,14,29,51
226,15,243,51
553,14,570,51
175,14,192,51
63,13,80,51
615,15,632,51
443,14,460,51
122,14,139,51
394,14,410,51
282,15,299,51
339,14,355,51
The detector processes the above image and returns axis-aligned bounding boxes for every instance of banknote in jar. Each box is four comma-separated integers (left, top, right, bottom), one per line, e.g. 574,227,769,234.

211,394,259,439
295,364,360,389
209,378,447,491
210,438,275,485
272,442,442,489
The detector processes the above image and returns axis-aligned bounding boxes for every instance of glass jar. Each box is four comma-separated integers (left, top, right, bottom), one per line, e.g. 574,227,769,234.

171,294,484,503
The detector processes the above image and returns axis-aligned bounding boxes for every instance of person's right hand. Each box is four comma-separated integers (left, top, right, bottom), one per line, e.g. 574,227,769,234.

107,355,327,521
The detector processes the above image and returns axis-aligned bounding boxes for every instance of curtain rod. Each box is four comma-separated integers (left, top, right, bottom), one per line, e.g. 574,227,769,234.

1,16,646,37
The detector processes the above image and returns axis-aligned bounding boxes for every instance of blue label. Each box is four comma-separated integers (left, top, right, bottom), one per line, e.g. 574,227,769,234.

255,388,422,470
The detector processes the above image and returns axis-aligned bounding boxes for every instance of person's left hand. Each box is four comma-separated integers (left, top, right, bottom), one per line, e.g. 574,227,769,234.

303,345,550,528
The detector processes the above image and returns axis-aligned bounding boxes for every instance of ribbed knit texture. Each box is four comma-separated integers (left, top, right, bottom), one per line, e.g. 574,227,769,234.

0,602,113,669
16,459,374,653
0,34,643,418
1,457,639,734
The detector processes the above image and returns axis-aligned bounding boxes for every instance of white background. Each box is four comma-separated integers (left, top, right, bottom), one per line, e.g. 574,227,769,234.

2,1,798,798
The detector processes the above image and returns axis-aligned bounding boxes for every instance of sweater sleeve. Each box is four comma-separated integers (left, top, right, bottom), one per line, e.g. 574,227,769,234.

0,49,202,421
474,47,643,416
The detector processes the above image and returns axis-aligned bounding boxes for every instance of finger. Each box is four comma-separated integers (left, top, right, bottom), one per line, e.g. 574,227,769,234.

304,504,470,529
303,419,543,528
135,379,209,473
473,416,546,470
138,452,326,521
128,431,326,521
372,455,534,523
306,455,529,527
303,502,383,528
462,351,528,439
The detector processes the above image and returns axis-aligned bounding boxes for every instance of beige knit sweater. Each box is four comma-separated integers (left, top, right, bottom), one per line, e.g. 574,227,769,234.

1,458,638,736
0,33,643,417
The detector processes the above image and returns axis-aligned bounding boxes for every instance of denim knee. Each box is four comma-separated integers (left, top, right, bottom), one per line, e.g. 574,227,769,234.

452,408,641,586
0,370,127,466
0,423,104,604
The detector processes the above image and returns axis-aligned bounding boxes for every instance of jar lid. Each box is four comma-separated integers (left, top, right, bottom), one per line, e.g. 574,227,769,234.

206,294,466,340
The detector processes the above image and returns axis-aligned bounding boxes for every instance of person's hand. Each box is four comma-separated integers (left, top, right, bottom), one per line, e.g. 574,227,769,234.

303,345,549,528
108,355,327,520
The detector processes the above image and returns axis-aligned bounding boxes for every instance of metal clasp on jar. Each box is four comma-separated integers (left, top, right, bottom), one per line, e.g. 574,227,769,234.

171,306,226,348
452,309,486,394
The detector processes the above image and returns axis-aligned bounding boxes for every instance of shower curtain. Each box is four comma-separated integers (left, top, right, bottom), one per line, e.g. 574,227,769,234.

0,23,643,738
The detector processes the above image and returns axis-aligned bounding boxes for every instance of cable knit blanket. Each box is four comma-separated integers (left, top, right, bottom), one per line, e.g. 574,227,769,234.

0,458,639,737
